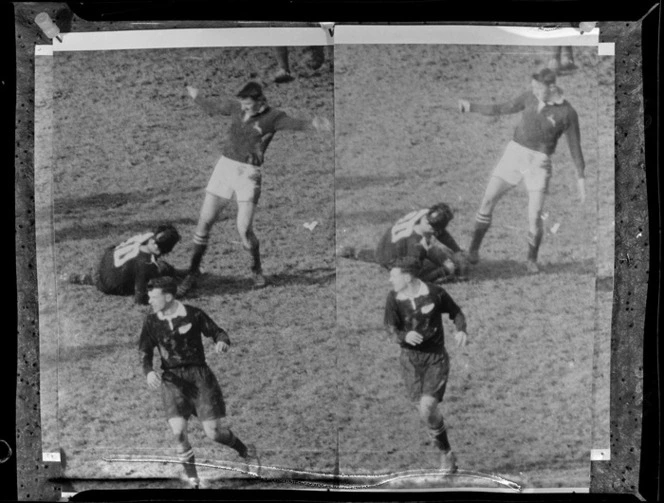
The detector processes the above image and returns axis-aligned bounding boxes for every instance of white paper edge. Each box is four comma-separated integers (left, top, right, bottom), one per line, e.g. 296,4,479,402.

52,27,331,52
591,448,611,460
598,43,616,56
35,45,53,56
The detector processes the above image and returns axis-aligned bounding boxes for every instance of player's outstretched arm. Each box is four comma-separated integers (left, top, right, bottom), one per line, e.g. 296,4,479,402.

186,85,236,116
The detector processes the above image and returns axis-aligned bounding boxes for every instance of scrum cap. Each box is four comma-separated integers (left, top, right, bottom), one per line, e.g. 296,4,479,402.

153,224,181,254
427,203,454,233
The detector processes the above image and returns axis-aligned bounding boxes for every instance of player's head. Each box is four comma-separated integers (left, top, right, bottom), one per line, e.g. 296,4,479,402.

150,224,180,255
531,68,557,102
237,81,267,113
426,203,454,234
147,276,178,313
389,256,421,292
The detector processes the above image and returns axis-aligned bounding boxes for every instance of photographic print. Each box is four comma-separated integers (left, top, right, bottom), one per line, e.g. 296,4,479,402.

35,29,337,487
333,27,613,489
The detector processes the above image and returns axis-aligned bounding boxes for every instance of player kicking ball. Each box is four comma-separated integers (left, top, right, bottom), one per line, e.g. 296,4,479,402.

458,67,586,273
178,81,332,295
139,277,256,488
384,257,468,472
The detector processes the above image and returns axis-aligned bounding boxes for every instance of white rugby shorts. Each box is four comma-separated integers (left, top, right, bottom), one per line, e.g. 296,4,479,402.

206,155,262,203
493,140,552,192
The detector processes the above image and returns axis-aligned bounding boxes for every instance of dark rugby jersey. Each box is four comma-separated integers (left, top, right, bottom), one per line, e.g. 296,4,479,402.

375,210,461,267
470,91,585,178
194,96,311,166
96,232,162,305
384,281,466,353
139,302,230,375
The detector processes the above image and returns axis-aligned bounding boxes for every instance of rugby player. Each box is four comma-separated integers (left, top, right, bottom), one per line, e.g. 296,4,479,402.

384,257,468,472
70,224,181,305
458,67,586,273
340,203,469,282
178,81,332,295
139,277,256,488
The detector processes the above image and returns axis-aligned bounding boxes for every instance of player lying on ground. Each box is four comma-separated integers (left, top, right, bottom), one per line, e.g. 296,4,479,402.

384,257,468,472
458,67,586,273
178,81,333,295
339,203,470,283
64,224,181,305
139,277,256,488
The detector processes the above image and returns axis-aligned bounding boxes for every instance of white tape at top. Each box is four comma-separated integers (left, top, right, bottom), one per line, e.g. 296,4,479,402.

35,45,53,56
335,25,599,46
598,43,615,56
53,27,331,51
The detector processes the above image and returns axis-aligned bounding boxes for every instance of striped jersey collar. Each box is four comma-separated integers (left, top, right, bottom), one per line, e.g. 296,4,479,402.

157,301,186,322
396,280,430,301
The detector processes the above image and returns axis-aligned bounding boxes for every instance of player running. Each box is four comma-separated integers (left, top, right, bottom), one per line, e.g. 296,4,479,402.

178,81,332,295
64,224,181,305
139,277,256,488
458,67,586,273
340,203,470,283
384,256,468,472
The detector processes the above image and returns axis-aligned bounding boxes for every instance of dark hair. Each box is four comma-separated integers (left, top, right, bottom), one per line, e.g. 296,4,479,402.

532,68,557,85
427,203,454,233
391,256,421,276
236,81,265,101
147,276,178,296
152,224,180,254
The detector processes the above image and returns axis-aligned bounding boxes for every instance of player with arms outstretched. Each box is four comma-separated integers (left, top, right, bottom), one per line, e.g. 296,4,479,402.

139,277,256,488
458,68,586,272
178,81,332,295
384,257,468,472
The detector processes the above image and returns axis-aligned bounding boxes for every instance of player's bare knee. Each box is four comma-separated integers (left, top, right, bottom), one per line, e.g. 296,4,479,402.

418,395,439,422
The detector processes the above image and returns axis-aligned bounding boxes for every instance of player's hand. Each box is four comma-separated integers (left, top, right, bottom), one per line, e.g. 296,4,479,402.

458,99,471,113
405,331,424,346
577,178,586,204
186,85,199,100
454,331,467,348
146,371,162,389
214,341,230,354
312,116,332,133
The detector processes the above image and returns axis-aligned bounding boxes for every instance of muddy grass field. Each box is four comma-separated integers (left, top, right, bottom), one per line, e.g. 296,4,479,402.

37,42,613,490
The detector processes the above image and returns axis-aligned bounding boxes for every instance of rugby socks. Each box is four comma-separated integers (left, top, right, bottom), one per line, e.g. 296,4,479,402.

213,428,250,457
244,241,262,274
189,233,209,273
527,227,544,262
430,421,452,452
469,213,492,253
177,444,199,480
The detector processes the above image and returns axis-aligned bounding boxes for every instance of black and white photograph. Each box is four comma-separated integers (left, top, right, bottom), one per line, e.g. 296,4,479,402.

333,27,614,489
35,29,338,487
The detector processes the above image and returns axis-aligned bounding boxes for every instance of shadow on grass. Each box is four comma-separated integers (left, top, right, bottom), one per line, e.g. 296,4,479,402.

470,258,595,282
191,267,336,298
54,216,198,243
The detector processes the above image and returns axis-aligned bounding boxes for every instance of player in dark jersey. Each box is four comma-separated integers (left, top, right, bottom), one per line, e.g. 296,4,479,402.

384,257,468,472
340,203,469,282
91,224,180,305
458,67,586,273
178,81,332,295
139,277,256,488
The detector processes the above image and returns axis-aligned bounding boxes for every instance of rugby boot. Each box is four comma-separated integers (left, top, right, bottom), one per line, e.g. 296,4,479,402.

526,260,540,274
274,68,294,83
252,272,267,288
177,271,200,297
439,450,458,473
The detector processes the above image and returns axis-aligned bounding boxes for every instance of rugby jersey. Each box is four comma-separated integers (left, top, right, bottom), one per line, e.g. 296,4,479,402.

384,281,466,353
139,302,231,375
194,96,311,166
470,90,585,178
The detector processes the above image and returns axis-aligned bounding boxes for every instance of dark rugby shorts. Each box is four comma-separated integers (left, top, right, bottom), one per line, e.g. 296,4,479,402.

161,365,226,421
399,349,450,402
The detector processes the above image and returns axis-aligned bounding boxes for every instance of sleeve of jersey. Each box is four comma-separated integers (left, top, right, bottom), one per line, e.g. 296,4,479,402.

435,229,462,253
194,96,238,116
272,111,311,132
384,293,407,344
438,289,467,332
470,91,528,116
564,107,586,178
138,318,156,376
196,309,231,345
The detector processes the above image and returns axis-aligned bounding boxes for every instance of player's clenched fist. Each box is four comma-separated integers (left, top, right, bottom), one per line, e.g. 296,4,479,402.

147,371,162,389
454,331,467,348
405,330,424,346
458,99,471,113
214,341,230,354
186,85,199,100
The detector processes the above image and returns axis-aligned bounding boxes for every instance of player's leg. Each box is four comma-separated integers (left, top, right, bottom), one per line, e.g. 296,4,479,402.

560,46,576,70
201,419,255,459
419,395,457,472
236,201,266,287
548,46,562,73
526,190,546,273
468,175,514,263
167,417,200,487
274,47,294,83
